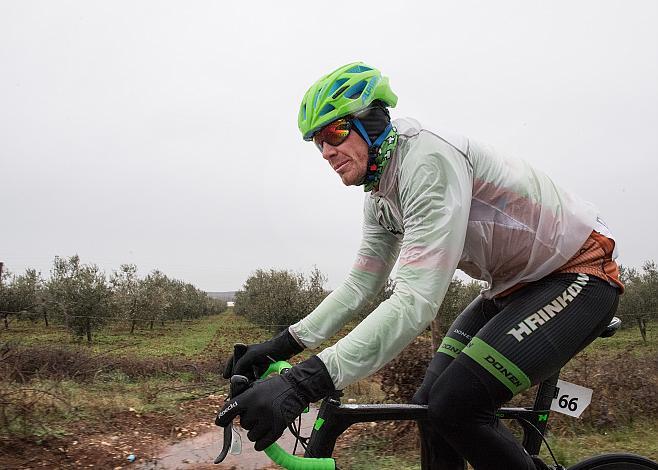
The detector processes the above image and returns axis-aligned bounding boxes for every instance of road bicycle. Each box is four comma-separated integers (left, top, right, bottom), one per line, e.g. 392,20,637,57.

214,317,658,469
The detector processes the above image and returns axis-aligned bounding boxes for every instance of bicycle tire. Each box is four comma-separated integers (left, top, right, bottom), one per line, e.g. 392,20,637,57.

568,453,658,470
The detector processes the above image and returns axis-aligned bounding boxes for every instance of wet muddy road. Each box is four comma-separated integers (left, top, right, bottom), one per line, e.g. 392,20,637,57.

144,408,318,470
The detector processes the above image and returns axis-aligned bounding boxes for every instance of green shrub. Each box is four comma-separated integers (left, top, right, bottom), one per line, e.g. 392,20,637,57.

618,262,658,330
234,267,328,330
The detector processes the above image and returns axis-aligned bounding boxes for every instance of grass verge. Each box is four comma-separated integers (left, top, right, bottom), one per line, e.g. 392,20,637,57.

1,313,234,359
542,419,658,465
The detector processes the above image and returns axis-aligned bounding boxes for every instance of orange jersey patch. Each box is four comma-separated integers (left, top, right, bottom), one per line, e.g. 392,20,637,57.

496,231,624,298
556,231,624,292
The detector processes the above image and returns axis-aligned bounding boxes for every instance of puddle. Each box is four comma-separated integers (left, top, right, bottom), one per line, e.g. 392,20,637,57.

145,408,318,469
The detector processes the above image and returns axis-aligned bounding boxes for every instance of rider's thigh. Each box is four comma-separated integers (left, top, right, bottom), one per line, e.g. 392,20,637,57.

427,358,535,470
470,273,620,386
414,295,497,405
429,294,498,375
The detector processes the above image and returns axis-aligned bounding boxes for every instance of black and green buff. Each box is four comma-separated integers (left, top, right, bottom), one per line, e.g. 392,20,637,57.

363,126,398,192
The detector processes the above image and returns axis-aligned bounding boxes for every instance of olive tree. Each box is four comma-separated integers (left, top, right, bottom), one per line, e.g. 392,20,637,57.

139,270,170,329
110,264,143,333
618,262,658,340
46,255,112,342
234,268,329,330
0,268,44,329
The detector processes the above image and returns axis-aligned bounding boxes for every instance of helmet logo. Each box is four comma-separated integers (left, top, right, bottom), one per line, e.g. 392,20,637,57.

361,77,379,103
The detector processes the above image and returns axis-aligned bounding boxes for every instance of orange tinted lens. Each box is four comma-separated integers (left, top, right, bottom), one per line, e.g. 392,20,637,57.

313,119,351,151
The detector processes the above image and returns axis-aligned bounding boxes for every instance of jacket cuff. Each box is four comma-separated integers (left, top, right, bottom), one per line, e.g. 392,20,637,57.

286,355,336,403
286,326,308,351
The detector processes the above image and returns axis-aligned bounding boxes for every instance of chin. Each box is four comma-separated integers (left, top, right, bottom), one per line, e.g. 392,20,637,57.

340,174,357,186
337,168,365,186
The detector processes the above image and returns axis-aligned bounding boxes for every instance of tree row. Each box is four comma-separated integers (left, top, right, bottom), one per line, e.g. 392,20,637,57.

0,256,227,341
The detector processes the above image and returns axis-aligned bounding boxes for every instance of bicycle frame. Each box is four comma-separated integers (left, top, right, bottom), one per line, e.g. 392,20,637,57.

304,370,561,460
302,319,628,462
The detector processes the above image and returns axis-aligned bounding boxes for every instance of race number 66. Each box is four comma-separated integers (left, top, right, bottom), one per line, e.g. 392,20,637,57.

558,394,579,412
550,380,592,418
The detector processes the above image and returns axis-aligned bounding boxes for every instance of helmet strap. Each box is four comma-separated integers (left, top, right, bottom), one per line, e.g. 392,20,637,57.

351,118,373,146
350,120,397,192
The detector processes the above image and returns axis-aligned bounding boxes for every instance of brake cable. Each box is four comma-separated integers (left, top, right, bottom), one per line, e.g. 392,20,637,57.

517,417,565,470
285,413,343,470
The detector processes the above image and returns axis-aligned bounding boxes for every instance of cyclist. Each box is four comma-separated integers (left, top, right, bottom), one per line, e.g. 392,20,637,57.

217,62,623,470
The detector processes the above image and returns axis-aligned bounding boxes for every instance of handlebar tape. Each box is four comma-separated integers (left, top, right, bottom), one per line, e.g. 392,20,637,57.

261,361,336,470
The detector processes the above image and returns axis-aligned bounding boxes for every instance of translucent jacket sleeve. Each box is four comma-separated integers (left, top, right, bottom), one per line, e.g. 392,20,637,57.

290,200,401,349
317,135,473,389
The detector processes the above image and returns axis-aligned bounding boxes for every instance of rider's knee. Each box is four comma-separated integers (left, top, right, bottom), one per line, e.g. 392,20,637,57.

426,360,495,433
412,370,439,405
427,380,466,431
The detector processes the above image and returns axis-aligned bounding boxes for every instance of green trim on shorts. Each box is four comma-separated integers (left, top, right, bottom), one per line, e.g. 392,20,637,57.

437,337,467,358
462,337,531,394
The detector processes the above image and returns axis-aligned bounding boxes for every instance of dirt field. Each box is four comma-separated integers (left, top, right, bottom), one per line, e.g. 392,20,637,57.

1,313,656,469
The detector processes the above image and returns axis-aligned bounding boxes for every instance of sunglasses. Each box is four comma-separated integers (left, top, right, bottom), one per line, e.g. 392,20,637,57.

312,118,352,152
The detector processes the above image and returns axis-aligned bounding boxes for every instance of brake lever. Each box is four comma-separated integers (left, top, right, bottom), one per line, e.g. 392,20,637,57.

214,375,251,463
213,419,234,464
214,344,251,465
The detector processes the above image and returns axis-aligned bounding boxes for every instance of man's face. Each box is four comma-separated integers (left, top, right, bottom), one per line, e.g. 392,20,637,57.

320,129,369,186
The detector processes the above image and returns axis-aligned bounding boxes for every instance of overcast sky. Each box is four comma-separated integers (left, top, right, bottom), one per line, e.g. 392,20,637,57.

1,1,657,291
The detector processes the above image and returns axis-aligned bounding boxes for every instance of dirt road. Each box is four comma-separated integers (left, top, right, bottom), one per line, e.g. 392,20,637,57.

1,395,322,470
148,408,318,470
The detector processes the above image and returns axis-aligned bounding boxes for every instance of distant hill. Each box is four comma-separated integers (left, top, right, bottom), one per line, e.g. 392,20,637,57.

207,291,236,301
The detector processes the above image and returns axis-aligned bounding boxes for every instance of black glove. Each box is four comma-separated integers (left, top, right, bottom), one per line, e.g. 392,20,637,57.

216,355,335,451
223,328,304,381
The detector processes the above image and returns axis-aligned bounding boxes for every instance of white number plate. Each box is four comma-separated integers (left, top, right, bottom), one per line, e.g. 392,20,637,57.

550,379,592,418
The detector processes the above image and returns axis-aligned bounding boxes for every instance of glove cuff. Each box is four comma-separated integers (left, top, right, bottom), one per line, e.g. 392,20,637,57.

284,355,335,403
271,328,305,357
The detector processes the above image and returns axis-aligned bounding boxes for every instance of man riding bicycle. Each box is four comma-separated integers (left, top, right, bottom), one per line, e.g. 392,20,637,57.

218,62,623,470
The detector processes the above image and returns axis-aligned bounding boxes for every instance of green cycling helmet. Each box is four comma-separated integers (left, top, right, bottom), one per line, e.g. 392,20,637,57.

298,62,398,141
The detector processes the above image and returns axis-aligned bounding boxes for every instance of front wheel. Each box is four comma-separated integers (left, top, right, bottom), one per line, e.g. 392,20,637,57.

568,453,658,470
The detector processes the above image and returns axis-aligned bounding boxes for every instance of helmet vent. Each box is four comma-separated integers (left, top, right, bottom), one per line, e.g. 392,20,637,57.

300,103,306,121
344,80,366,99
346,65,372,74
332,85,349,99
318,103,335,116
328,78,348,98
313,89,323,109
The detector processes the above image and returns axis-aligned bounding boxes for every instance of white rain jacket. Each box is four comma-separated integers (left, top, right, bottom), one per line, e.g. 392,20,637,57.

291,118,600,389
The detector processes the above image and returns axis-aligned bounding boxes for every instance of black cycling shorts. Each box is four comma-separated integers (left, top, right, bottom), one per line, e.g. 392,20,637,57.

415,273,620,470
437,272,619,394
